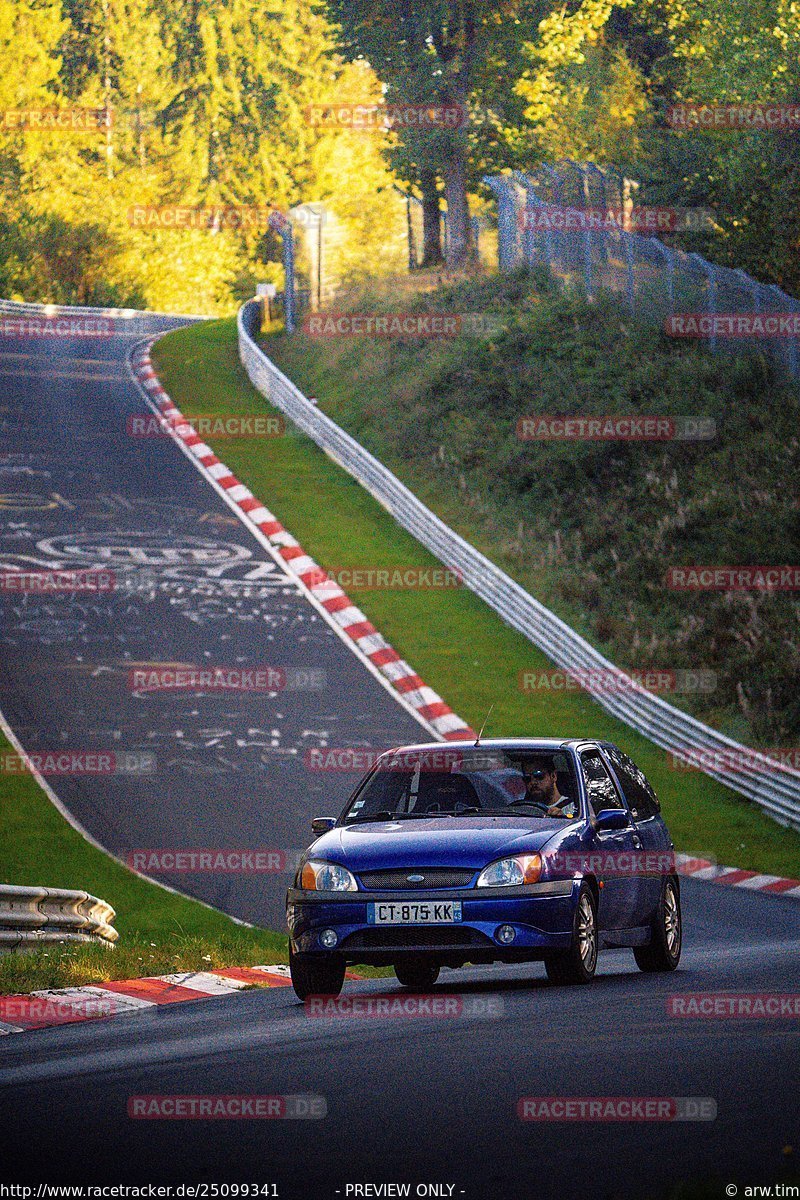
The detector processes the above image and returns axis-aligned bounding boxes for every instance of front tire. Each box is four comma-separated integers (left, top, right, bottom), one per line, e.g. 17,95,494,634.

394,960,440,990
289,946,346,1000
634,878,682,972
545,883,598,985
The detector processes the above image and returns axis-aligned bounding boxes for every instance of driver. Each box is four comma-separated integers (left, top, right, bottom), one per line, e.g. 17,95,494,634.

520,760,577,819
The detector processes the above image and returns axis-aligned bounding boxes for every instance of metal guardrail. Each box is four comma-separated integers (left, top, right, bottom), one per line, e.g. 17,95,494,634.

237,298,800,832
0,884,118,951
0,297,203,334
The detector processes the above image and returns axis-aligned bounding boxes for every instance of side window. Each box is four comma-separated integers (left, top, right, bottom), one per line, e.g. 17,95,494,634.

603,745,660,820
580,751,624,816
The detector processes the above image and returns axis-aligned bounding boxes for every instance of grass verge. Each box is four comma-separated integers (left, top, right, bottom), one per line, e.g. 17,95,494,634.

0,728,287,994
151,318,800,879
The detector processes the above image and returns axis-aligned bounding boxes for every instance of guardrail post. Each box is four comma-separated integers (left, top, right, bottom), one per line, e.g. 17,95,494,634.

766,283,796,377
651,240,675,316
512,171,535,269
689,253,717,351
268,211,296,333
623,231,635,314
483,175,519,271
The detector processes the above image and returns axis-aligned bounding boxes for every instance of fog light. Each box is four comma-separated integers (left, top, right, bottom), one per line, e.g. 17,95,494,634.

496,924,516,945
319,928,338,949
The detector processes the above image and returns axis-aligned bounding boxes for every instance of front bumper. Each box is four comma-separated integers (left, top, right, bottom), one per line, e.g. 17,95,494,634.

286,880,578,965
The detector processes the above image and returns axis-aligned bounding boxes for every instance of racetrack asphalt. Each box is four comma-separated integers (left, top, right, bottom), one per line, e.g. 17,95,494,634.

0,321,426,927
0,879,798,1197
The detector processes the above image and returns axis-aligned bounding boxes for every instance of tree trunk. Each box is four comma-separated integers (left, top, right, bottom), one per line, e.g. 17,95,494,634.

442,150,473,268
420,168,444,266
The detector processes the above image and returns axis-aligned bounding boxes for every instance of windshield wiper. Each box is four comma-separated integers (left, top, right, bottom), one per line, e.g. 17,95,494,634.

478,807,546,815
346,811,425,824
347,807,481,824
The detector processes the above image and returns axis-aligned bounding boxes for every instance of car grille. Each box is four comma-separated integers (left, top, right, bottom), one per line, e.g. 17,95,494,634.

357,868,476,890
340,927,490,951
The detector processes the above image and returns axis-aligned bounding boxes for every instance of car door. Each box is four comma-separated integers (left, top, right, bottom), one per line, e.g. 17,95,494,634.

579,748,646,932
600,743,671,922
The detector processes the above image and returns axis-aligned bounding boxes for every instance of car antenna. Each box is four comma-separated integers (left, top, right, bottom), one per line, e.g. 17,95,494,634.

474,702,495,747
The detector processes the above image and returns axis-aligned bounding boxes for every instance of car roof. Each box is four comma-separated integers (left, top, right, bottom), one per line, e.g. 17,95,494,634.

380,738,602,756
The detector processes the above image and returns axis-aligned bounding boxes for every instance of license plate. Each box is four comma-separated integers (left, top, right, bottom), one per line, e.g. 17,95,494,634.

367,901,463,925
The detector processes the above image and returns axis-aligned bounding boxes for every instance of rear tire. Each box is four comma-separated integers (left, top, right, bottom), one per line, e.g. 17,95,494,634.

289,946,346,1000
544,883,598,985
634,878,682,972
394,960,440,991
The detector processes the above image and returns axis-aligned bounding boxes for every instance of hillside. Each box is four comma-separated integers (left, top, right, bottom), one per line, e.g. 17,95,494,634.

262,271,800,748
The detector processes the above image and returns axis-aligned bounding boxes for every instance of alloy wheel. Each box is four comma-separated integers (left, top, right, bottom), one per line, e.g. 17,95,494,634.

577,893,597,973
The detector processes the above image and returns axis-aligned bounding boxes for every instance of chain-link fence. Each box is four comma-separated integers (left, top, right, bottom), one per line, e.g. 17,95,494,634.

395,187,488,269
485,162,800,379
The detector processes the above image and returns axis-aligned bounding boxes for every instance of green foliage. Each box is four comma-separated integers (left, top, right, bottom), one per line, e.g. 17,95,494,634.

326,1,545,263
0,0,406,312
2,0,798,301
622,0,800,291
0,932,286,995
513,0,652,165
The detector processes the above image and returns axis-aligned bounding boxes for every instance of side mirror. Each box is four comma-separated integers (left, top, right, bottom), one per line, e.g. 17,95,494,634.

595,808,630,832
311,816,336,837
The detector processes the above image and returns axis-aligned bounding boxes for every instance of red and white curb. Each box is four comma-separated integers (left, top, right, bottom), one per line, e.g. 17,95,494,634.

130,341,475,743
676,854,800,898
0,964,303,1035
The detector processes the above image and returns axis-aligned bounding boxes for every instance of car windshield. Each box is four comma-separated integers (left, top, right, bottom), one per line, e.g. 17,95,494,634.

341,747,581,825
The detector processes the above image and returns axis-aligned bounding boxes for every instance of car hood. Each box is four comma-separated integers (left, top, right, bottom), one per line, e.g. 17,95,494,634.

306,817,573,873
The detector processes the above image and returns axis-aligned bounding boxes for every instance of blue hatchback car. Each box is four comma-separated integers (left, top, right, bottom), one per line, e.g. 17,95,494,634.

286,739,682,998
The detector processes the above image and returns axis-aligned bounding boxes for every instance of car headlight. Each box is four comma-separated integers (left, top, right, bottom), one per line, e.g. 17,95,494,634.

476,854,542,888
300,859,358,892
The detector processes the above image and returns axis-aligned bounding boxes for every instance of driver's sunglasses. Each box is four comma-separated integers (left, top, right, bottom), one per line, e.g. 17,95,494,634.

523,768,548,782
